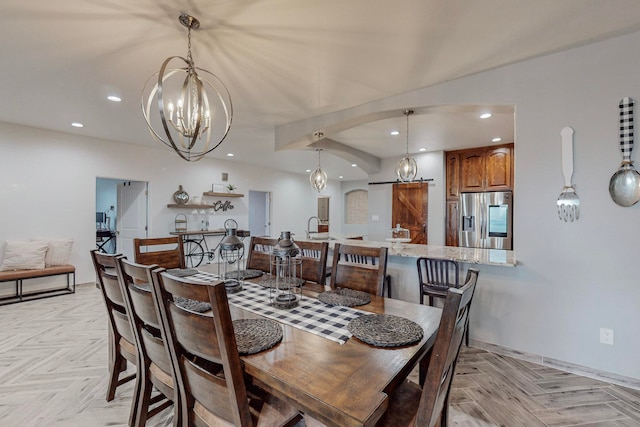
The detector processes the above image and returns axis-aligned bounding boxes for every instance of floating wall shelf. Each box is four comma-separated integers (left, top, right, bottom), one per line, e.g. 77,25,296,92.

202,192,244,198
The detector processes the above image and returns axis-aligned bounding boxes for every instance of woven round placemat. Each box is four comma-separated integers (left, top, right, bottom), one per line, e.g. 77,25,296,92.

174,296,211,313
347,314,424,347
224,269,264,280
257,275,304,289
166,268,198,277
133,282,211,313
233,319,283,355
317,288,372,307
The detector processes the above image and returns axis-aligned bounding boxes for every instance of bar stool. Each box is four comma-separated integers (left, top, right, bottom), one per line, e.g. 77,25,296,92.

417,257,469,346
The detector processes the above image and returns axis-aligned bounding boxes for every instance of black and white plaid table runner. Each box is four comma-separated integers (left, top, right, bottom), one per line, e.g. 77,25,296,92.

190,271,365,344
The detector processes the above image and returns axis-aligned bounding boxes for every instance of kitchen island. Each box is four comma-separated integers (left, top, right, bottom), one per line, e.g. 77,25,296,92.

297,237,516,310
301,236,516,267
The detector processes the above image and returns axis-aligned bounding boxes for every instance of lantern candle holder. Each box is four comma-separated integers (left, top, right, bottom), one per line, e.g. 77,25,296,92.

218,228,245,293
269,231,302,309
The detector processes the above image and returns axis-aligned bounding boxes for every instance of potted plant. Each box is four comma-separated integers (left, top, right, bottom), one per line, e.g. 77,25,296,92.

226,184,237,193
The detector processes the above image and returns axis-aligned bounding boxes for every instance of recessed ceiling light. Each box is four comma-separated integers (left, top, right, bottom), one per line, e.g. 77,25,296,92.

71,122,84,128
351,164,357,167
492,137,502,142
339,176,344,179
107,95,122,102
480,113,492,119
227,153,234,157
419,148,427,152
390,130,400,136
305,169,311,173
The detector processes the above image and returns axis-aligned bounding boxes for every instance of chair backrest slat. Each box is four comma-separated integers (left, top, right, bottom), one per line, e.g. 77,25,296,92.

134,237,184,269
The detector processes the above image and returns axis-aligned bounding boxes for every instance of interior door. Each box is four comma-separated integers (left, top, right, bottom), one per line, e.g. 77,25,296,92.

392,182,428,244
248,190,271,237
116,181,148,260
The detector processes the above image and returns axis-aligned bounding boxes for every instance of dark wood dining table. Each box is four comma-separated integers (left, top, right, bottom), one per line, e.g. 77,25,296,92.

198,264,442,427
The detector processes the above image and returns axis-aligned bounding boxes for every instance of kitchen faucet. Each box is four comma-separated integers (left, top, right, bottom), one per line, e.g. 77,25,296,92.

306,216,320,239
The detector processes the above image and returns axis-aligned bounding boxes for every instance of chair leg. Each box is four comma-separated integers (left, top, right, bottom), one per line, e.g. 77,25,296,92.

129,367,143,427
465,324,470,347
106,355,126,401
385,274,392,298
440,398,450,427
418,348,432,387
133,365,152,427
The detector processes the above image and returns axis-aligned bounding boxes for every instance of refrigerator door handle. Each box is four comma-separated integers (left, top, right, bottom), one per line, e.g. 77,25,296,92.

480,199,487,248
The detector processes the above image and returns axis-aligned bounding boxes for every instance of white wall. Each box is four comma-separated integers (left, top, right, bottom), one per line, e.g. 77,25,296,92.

0,123,341,284
276,31,640,381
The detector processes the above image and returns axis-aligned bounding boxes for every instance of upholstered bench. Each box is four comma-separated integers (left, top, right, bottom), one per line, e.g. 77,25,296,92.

0,265,76,305
0,239,75,305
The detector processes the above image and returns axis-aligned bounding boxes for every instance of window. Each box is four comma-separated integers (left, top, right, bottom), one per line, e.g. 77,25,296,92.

345,189,368,224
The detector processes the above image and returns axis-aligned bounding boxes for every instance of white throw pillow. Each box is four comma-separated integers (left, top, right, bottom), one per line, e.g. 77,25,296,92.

0,241,48,271
33,238,74,267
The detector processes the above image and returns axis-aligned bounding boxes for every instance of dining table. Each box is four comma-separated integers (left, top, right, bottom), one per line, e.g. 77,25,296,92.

196,264,442,427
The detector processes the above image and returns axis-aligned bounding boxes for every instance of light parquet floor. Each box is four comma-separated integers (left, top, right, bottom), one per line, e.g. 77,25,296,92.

1,284,639,427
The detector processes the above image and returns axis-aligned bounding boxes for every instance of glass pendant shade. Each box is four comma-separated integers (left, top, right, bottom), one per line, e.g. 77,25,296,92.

142,14,232,162
396,109,418,182
396,156,418,182
310,149,327,192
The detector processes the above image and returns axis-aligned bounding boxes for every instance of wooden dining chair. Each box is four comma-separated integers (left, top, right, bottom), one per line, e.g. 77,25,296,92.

329,243,388,296
150,271,302,427
295,240,329,289
417,257,469,346
90,249,139,427
377,269,479,427
116,258,179,427
134,237,184,269
245,236,278,273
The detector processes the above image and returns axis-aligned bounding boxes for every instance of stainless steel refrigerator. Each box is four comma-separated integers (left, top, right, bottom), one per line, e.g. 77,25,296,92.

459,191,513,250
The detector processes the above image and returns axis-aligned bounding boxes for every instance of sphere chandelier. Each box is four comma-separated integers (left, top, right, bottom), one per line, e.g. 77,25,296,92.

396,109,418,182
310,148,327,193
142,14,233,162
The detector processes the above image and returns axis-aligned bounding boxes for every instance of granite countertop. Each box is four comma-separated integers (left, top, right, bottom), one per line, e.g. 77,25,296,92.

299,236,516,267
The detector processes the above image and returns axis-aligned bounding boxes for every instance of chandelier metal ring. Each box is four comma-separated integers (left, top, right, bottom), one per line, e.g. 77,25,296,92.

142,14,233,162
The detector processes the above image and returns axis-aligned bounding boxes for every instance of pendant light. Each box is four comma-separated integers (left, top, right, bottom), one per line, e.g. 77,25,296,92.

310,148,327,193
142,14,233,162
396,109,418,182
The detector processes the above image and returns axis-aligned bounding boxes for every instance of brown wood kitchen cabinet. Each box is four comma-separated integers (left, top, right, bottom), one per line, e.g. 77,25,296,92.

460,145,513,192
446,200,459,247
446,152,460,200
445,143,513,246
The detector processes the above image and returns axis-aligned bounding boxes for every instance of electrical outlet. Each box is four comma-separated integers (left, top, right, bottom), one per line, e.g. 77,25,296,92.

600,328,614,345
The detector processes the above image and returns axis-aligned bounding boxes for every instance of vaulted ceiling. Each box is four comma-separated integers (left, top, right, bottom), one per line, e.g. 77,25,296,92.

3,1,640,180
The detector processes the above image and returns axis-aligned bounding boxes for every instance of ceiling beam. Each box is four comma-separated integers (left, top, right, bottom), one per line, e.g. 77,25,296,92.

310,138,381,174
